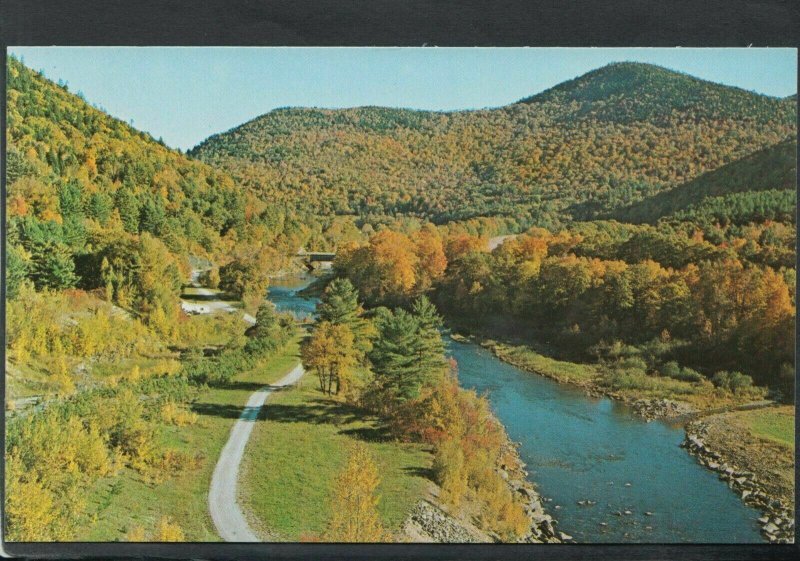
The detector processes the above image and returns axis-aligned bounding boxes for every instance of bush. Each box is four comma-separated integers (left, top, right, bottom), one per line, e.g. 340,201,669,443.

198,266,220,289
712,370,756,395
676,366,704,383
155,516,185,541
125,525,147,542
618,355,648,373
472,463,529,541
659,361,682,379
161,401,198,426
660,361,704,382
155,449,203,479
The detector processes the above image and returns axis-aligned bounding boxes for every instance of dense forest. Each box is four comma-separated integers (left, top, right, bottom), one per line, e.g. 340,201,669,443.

333,220,795,400
6,56,388,325
191,62,795,228
614,138,797,224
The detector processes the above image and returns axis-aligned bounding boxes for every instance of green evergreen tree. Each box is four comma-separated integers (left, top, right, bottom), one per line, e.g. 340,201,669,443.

30,241,78,290
317,277,375,359
6,245,30,299
115,184,140,234
317,278,361,325
369,307,446,403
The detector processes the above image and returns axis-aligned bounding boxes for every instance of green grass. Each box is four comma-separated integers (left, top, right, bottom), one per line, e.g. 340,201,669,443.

738,406,795,450
488,342,599,385
239,375,432,541
72,336,302,541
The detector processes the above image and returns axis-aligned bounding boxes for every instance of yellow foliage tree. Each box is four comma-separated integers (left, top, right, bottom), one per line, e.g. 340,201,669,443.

125,525,147,542
5,472,58,541
324,442,386,542
301,322,358,396
433,437,468,509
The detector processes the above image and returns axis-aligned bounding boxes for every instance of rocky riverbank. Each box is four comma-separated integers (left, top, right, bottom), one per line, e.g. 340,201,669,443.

630,398,697,421
498,439,567,543
401,500,484,542
401,413,565,543
683,418,795,543
448,330,794,543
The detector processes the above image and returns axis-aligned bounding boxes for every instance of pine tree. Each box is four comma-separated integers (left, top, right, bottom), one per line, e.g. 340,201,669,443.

316,278,375,358
369,307,446,403
317,278,361,325
30,241,78,290
410,296,447,383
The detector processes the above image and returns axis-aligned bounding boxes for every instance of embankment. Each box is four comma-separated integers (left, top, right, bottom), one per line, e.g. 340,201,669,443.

683,413,795,544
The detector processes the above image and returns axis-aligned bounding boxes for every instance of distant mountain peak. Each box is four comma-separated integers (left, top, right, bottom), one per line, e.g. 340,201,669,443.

516,61,790,123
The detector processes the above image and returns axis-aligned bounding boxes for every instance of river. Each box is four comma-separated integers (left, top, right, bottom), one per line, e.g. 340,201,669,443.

267,274,764,543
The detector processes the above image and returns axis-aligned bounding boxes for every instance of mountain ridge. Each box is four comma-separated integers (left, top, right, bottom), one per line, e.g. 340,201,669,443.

190,62,795,226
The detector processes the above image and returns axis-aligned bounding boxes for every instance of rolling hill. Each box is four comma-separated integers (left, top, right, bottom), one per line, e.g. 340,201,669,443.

6,55,247,262
190,62,796,228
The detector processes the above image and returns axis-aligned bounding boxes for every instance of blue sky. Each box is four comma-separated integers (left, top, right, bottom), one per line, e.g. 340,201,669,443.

9,47,797,151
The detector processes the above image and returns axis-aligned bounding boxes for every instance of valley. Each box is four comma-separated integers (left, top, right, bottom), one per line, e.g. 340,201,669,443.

4,54,796,544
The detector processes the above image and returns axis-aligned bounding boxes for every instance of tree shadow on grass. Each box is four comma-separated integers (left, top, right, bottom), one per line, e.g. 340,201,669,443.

339,425,393,442
402,466,436,482
219,380,269,392
191,402,244,419
191,386,394,443
257,397,394,443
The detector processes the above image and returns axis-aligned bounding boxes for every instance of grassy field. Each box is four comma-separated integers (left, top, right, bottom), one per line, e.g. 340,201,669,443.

735,406,795,450
239,374,432,541
73,336,302,541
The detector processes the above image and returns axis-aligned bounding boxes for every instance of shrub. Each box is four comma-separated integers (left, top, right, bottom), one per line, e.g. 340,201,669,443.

125,525,147,542
676,366,704,383
161,401,198,426
472,465,529,541
659,361,681,379
433,438,468,508
199,267,220,289
323,442,386,542
155,449,203,478
712,370,757,395
660,361,704,382
155,516,185,541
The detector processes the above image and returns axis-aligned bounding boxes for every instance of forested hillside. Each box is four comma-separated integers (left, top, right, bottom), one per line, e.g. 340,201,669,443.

191,62,795,228
6,56,248,300
520,62,794,124
614,139,797,224
4,56,306,540
5,56,379,318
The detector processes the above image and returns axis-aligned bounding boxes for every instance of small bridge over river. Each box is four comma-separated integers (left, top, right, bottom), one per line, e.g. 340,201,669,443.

296,249,336,269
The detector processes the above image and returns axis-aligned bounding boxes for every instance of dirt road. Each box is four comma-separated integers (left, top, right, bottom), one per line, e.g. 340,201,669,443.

208,363,305,541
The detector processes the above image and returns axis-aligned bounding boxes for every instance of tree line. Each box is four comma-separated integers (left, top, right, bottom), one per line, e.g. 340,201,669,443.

331,224,795,401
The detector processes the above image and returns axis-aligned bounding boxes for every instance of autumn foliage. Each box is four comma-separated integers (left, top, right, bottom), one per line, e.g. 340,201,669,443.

323,443,387,542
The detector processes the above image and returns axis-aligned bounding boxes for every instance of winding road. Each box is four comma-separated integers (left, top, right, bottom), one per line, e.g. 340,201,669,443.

208,362,306,542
